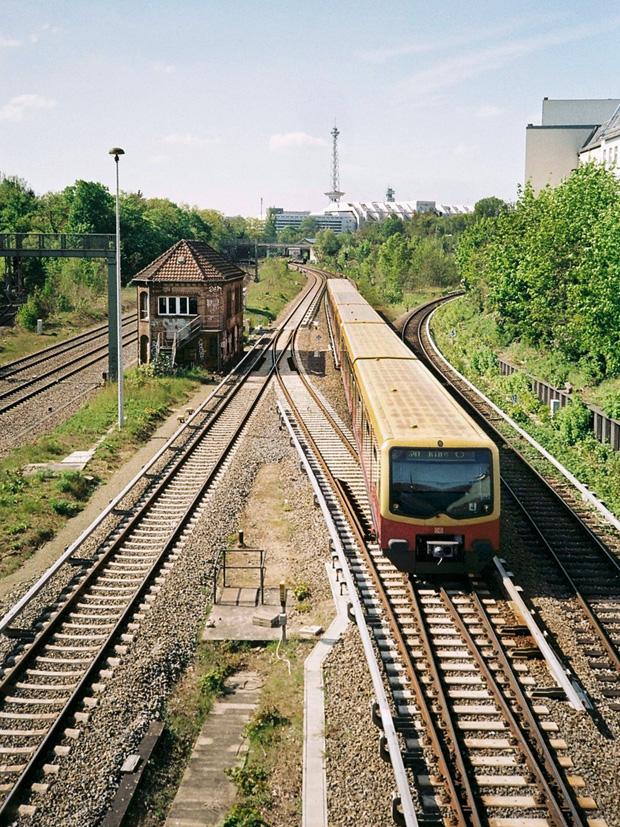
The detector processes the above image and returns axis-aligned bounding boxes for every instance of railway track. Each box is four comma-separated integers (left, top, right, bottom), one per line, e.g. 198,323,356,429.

0,273,323,821
0,314,138,417
0,313,137,381
403,301,620,715
279,268,608,826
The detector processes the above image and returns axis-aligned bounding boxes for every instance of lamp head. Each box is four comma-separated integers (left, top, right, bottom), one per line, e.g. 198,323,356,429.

109,147,125,161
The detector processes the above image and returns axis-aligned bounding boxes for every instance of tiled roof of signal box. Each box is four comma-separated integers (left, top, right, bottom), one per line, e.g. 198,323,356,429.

132,239,246,283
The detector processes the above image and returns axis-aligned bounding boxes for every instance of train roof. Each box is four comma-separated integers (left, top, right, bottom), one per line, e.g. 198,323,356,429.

342,321,415,362
327,278,359,297
355,358,492,447
337,304,384,324
327,279,371,306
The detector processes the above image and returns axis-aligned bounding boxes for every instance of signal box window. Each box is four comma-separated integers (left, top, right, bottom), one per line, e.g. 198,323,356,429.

158,296,199,316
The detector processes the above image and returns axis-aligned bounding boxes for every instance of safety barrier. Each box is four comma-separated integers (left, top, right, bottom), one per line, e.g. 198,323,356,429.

499,358,620,451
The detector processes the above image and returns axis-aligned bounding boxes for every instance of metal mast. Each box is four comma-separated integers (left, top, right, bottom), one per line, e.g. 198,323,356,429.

325,124,344,204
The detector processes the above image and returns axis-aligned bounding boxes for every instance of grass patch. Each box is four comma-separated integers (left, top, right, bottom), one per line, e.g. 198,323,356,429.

432,294,620,517
375,285,450,323
0,366,208,576
244,259,305,331
0,286,134,367
126,640,308,826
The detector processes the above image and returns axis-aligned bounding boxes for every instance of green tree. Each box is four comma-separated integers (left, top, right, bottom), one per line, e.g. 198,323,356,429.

263,207,278,242
277,226,302,243
313,228,341,259
455,162,620,376
299,216,319,237
64,180,115,234
473,196,508,219
0,175,37,231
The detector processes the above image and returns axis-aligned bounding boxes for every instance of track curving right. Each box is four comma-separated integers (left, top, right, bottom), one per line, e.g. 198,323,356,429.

402,299,620,712
278,271,604,827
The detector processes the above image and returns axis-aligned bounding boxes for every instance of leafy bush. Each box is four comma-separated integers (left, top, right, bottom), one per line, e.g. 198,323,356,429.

51,499,82,517
56,471,96,501
245,707,289,743
151,352,176,377
554,400,592,445
16,291,46,330
199,666,231,696
221,803,268,827
225,764,269,798
470,347,498,376
7,523,28,536
292,580,311,602
0,469,27,496
497,372,540,415
601,393,620,420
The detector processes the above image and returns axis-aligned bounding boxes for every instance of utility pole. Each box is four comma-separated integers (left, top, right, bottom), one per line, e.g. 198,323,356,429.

108,146,125,429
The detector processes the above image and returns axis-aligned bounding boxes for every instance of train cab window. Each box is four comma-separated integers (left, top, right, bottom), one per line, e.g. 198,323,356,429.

390,447,493,519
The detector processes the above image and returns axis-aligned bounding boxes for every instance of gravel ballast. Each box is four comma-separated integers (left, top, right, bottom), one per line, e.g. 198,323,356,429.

17,388,339,826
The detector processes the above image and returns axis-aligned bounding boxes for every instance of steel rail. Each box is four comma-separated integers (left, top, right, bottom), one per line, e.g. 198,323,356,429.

0,271,319,635
460,588,587,827
0,313,138,379
402,301,620,696
501,478,620,677
0,329,138,414
440,588,587,827
493,558,589,712
276,409,419,827
406,583,484,827
0,270,324,820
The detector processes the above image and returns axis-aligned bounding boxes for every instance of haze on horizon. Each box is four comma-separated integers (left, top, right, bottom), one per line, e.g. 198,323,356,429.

1,0,619,216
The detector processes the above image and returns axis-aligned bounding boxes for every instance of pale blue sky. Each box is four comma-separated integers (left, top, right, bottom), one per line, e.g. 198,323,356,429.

1,1,619,214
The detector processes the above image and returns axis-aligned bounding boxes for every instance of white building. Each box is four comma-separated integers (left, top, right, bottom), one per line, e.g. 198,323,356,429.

525,98,620,191
273,200,472,235
579,105,620,174
324,200,472,230
272,209,356,234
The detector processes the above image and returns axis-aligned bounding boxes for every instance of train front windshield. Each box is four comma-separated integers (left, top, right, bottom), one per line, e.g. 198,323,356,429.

390,447,493,519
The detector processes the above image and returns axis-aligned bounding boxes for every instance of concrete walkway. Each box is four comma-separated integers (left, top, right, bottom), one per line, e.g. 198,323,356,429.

165,672,262,827
302,561,349,827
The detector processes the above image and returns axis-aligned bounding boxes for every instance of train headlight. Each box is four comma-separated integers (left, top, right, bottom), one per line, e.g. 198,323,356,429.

427,540,460,560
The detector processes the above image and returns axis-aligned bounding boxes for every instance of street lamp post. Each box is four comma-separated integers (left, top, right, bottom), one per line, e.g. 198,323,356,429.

109,147,125,428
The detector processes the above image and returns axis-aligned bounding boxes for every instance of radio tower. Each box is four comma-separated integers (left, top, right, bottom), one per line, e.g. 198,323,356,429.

325,124,345,204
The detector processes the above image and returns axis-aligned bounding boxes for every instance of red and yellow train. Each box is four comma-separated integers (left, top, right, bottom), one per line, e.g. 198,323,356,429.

327,278,500,575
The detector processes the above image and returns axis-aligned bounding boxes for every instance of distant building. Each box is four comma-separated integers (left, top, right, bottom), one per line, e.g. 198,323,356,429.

326,200,472,229
525,97,620,191
132,239,245,371
272,200,471,235
272,208,356,234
